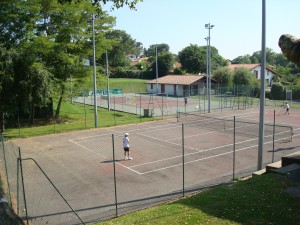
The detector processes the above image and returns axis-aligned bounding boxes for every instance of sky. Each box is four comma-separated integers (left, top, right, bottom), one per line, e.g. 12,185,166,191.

102,0,300,60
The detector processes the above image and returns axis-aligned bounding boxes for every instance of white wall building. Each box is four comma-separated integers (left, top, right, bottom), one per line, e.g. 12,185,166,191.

228,64,282,86
146,75,216,97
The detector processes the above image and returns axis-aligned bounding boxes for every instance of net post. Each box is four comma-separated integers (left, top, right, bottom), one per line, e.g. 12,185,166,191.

233,116,236,181
112,134,118,217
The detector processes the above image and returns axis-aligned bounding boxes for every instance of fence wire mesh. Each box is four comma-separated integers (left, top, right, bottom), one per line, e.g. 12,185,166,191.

0,108,298,225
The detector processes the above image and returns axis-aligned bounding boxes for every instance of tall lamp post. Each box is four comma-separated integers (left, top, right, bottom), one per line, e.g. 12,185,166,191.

92,13,98,127
258,0,266,170
205,37,209,113
205,23,214,113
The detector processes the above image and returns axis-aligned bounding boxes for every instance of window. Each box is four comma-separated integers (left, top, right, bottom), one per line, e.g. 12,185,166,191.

151,84,153,89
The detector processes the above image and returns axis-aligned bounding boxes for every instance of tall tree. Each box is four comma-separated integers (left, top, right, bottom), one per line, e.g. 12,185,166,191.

178,44,206,74
104,29,143,67
146,43,170,57
212,67,233,87
232,67,256,86
0,0,116,122
149,52,174,77
231,55,252,64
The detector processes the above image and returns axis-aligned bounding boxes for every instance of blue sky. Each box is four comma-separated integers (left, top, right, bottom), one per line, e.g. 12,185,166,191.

103,0,300,60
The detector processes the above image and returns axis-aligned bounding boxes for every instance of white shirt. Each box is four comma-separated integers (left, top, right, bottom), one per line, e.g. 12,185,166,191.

123,136,130,148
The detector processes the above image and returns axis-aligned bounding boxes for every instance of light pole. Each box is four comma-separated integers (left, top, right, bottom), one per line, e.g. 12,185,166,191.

258,0,266,170
205,23,214,113
205,37,209,113
92,13,98,127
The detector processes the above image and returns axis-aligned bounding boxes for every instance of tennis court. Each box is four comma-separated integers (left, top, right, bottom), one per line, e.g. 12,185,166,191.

12,106,300,225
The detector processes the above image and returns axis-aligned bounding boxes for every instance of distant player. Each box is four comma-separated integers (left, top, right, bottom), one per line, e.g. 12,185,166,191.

123,133,132,160
284,102,290,115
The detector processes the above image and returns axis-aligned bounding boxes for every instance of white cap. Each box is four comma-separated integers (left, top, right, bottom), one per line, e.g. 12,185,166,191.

125,133,129,136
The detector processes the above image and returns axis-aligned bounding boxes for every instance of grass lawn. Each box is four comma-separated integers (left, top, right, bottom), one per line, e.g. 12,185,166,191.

4,100,156,139
99,78,148,93
96,174,300,225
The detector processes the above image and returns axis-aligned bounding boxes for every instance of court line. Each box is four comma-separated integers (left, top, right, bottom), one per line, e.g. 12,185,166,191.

133,123,293,168
131,133,258,168
68,139,142,175
137,135,292,175
71,111,261,144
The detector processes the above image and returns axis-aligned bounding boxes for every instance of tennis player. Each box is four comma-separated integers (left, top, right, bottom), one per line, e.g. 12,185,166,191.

284,102,290,115
123,133,132,160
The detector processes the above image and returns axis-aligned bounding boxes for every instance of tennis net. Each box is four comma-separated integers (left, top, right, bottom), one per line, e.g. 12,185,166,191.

178,112,293,141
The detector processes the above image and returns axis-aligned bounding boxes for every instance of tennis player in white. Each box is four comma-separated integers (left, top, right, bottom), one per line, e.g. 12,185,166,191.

123,133,132,160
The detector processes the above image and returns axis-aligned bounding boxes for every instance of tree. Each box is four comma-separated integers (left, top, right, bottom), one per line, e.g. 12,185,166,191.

231,55,252,64
149,52,174,77
104,30,143,67
58,0,142,10
178,44,206,74
0,0,116,122
232,67,256,86
271,83,285,100
212,67,233,87
0,45,16,131
146,43,170,57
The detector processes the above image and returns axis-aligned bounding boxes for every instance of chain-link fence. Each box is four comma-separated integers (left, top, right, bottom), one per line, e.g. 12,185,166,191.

8,84,294,139
0,135,26,220
1,108,297,225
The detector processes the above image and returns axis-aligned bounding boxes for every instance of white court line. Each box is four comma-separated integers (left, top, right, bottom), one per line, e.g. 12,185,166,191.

132,122,293,168
68,139,142,175
72,121,181,144
130,138,258,168
137,135,292,175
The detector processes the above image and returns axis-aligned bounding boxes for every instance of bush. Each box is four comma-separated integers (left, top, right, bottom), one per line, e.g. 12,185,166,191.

110,67,143,79
271,83,285,100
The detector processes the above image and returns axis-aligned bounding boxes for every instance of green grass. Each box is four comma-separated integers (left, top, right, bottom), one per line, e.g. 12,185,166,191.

100,78,148,93
82,77,147,94
95,174,300,225
4,100,156,139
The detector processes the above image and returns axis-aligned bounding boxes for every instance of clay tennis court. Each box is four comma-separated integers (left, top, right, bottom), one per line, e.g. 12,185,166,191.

13,106,300,225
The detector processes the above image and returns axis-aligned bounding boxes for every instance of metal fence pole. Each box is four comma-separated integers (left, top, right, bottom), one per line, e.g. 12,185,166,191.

233,116,236,181
114,97,116,126
84,95,87,128
162,95,164,119
18,114,21,138
140,94,142,122
17,157,20,215
112,134,118,217
18,147,29,225
182,123,185,197
1,134,12,206
272,110,275,163
53,113,56,133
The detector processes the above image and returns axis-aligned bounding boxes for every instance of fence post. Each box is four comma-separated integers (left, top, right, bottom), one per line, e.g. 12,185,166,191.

18,114,21,138
182,123,185,197
18,147,29,225
1,134,12,206
114,97,116,126
112,134,118,217
233,116,236,181
140,94,142,122
84,95,87,128
272,110,275,163
17,157,20,215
